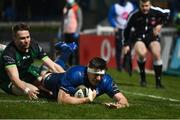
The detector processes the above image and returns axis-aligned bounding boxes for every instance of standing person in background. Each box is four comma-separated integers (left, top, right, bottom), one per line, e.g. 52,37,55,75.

58,0,83,66
0,23,65,100
108,0,135,72
123,0,170,88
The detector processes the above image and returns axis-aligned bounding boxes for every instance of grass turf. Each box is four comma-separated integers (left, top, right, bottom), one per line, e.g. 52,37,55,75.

0,69,180,119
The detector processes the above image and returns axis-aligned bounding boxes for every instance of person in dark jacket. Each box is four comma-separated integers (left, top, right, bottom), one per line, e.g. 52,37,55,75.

123,0,170,88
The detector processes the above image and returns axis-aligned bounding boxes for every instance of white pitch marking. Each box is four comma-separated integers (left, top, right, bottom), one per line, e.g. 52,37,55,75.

0,99,48,103
122,90,180,102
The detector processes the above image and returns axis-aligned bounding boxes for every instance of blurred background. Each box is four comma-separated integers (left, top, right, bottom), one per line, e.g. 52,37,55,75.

1,0,179,28
0,0,180,76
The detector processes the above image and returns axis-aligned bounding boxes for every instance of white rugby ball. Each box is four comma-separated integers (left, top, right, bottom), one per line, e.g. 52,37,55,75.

74,85,89,98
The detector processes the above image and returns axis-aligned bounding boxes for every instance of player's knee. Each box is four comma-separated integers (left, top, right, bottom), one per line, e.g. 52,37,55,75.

135,44,147,56
152,52,161,60
153,59,163,65
137,50,147,58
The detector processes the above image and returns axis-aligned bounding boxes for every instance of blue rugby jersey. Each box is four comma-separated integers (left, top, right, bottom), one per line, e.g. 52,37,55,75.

44,65,120,98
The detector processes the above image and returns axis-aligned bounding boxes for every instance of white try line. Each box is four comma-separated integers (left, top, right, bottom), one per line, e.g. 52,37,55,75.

122,90,180,102
0,91,180,104
0,99,48,103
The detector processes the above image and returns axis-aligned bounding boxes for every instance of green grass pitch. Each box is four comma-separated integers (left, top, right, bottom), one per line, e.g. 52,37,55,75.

0,69,180,119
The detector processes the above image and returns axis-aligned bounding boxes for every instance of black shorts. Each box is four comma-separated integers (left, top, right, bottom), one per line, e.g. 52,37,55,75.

43,73,64,98
134,35,160,48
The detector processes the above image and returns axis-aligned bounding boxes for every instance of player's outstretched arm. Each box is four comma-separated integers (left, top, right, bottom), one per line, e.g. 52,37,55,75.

114,92,129,107
57,89,96,104
104,92,129,109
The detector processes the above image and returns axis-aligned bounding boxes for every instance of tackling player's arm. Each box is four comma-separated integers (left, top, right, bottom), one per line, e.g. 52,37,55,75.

57,88,96,104
35,42,65,73
42,56,65,73
5,65,39,100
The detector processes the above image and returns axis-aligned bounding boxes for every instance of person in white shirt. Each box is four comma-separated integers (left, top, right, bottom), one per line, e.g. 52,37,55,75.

108,0,135,72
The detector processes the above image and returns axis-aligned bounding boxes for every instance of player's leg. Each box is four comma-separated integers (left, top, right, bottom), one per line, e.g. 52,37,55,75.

149,41,164,88
134,41,148,86
55,41,77,70
115,29,123,71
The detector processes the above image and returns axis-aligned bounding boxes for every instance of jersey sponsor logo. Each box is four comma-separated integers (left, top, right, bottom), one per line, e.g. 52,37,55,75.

22,55,30,60
150,20,156,26
137,38,142,41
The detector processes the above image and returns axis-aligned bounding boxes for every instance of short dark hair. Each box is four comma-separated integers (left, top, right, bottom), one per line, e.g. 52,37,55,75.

88,57,107,70
12,23,30,34
140,0,151,3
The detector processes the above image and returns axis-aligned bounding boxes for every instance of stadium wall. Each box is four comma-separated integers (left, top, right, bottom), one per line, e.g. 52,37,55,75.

79,34,153,71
